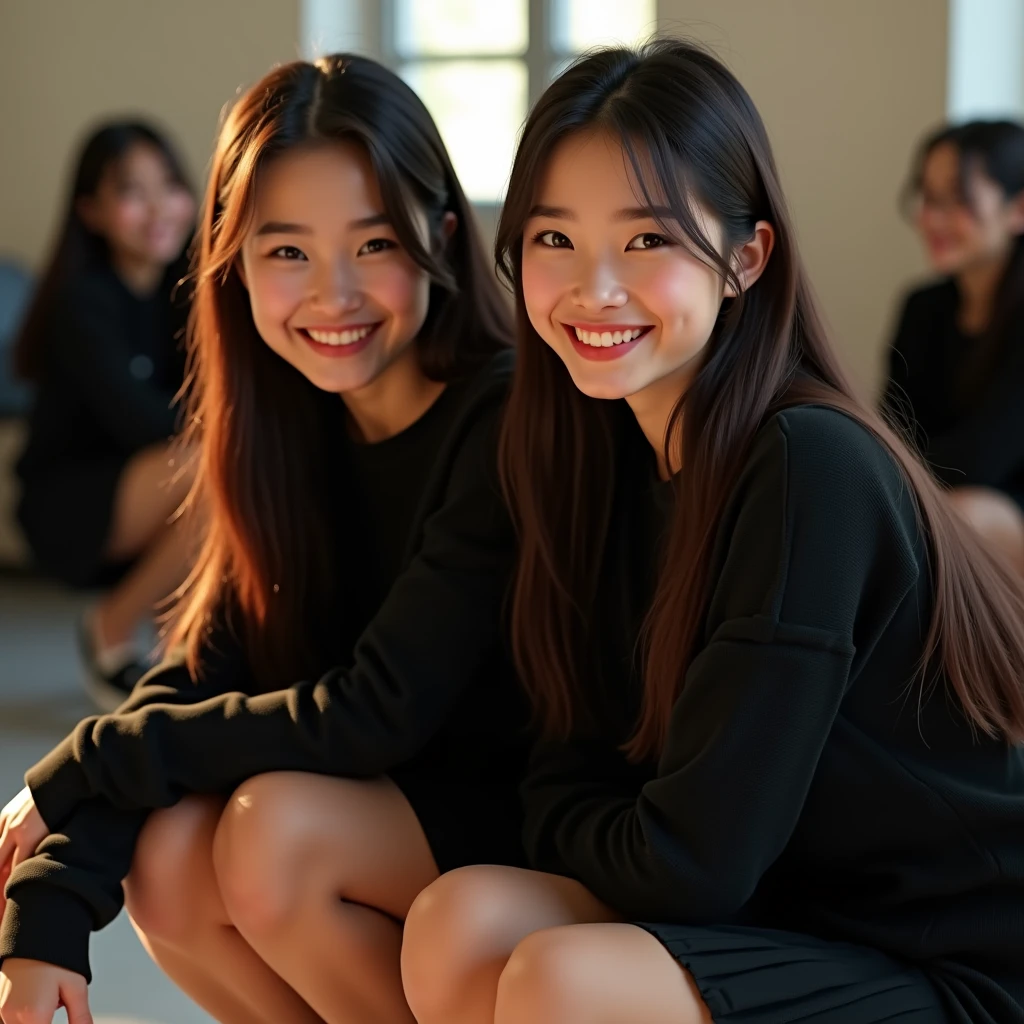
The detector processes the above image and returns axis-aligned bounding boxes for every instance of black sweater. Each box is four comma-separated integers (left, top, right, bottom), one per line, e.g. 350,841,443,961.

524,406,1023,1018
882,279,1024,504
0,350,527,980
16,259,189,479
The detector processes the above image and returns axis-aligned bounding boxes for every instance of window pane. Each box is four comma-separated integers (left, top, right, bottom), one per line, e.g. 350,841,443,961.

402,60,526,203
551,0,657,52
395,0,528,57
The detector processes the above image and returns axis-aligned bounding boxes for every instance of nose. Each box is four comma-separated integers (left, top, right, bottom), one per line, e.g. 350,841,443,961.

572,255,628,312
310,258,362,314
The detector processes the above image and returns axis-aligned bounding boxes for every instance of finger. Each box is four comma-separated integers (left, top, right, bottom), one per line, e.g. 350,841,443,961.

9,842,26,873
0,826,12,876
61,981,94,1024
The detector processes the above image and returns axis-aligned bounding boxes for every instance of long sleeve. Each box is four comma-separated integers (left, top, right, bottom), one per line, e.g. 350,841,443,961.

50,279,181,453
1,642,246,980
23,402,513,823
522,409,922,922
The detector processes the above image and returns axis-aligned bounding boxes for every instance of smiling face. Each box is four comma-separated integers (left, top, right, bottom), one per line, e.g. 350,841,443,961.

238,141,433,395
915,141,1024,275
79,142,194,270
521,131,733,404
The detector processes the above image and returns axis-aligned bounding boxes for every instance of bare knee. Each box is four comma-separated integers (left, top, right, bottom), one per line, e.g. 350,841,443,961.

496,928,598,1024
213,771,325,935
402,865,531,1023
496,928,709,1024
125,794,223,944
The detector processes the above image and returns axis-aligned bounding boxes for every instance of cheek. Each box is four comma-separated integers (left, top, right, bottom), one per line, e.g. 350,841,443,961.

246,265,304,338
166,191,196,229
521,255,563,328
644,261,719,333
110,199,149,239
368,261,430,322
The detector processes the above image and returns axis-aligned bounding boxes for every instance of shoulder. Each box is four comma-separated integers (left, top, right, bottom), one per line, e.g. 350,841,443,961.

747,404,911,516
897,278,956,327
58,265,120,305
446,348,515,435
707,404,923,637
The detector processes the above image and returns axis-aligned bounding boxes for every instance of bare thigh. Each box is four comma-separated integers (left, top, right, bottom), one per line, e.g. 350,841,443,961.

496,922,710,1024
214,772,440,926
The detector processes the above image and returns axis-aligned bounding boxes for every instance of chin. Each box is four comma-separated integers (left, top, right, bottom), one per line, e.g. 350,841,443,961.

567,369,635,402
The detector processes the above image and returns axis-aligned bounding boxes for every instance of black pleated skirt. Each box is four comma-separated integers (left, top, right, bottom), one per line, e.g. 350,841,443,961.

637,922,956,1023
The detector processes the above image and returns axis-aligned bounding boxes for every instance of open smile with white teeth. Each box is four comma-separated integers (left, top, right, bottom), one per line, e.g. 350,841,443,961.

571,326,649,348
305,325,377,346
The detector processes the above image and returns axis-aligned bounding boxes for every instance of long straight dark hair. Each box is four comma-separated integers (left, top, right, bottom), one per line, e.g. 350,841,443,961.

905,119,1024,388
169,54,511,689
14,121,191,382
498,40,1024,759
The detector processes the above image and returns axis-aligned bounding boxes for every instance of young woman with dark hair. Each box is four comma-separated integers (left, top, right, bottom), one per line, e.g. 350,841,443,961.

399,40,1024,1024
14,121,197,708
0,54,525,1024
884,119,1024,574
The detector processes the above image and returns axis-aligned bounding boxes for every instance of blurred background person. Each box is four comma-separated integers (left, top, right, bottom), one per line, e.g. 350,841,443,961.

883,120,1024,574
12,121,197,710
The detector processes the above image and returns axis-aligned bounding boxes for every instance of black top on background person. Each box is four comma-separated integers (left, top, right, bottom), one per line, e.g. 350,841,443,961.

14,121,194,587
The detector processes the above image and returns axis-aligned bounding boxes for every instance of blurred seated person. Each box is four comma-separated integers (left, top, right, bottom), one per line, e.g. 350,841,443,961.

14,120,197,709
883,120,1024,575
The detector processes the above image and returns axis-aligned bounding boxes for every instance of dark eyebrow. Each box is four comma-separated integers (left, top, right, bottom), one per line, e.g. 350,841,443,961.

349,213,391,230
254,221,312,236
526,204,676,223
528,204,575,220
613,205,676,222
254,213,391,236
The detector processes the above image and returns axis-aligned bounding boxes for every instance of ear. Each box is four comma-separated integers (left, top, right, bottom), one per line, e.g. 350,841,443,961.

1007,192,1024,236
235,255,248,291
723,220,775,298
440,210,458,246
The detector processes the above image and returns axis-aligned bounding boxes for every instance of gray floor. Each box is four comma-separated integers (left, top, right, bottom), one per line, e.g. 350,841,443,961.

0,576,213,1024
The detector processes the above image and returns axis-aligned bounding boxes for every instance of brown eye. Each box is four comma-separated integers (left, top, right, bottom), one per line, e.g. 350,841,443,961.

270,246,306,260
626,233,667,251
534,230,572,248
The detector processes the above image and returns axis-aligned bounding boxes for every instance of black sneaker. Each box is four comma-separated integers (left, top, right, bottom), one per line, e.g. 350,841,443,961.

77,615,148,712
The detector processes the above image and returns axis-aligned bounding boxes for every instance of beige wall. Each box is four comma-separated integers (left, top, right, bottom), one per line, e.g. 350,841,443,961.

657,1,948,394
0,0,302,270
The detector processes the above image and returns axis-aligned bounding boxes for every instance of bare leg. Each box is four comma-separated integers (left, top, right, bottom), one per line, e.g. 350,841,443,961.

95,441,199,648
213,772,439,1024
948,486,1024,575
401,865,617,1024
495,923,711,1024
125,795,322,1024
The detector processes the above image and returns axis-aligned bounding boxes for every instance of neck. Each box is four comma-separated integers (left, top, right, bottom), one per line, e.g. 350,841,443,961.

625,368,690,480
111,250,164,297
956,252,1010,334
342,344,446,443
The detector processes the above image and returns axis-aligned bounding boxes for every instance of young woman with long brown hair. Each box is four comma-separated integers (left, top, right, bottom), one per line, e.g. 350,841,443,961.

0,55,526,1024
398,41,1024,1024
